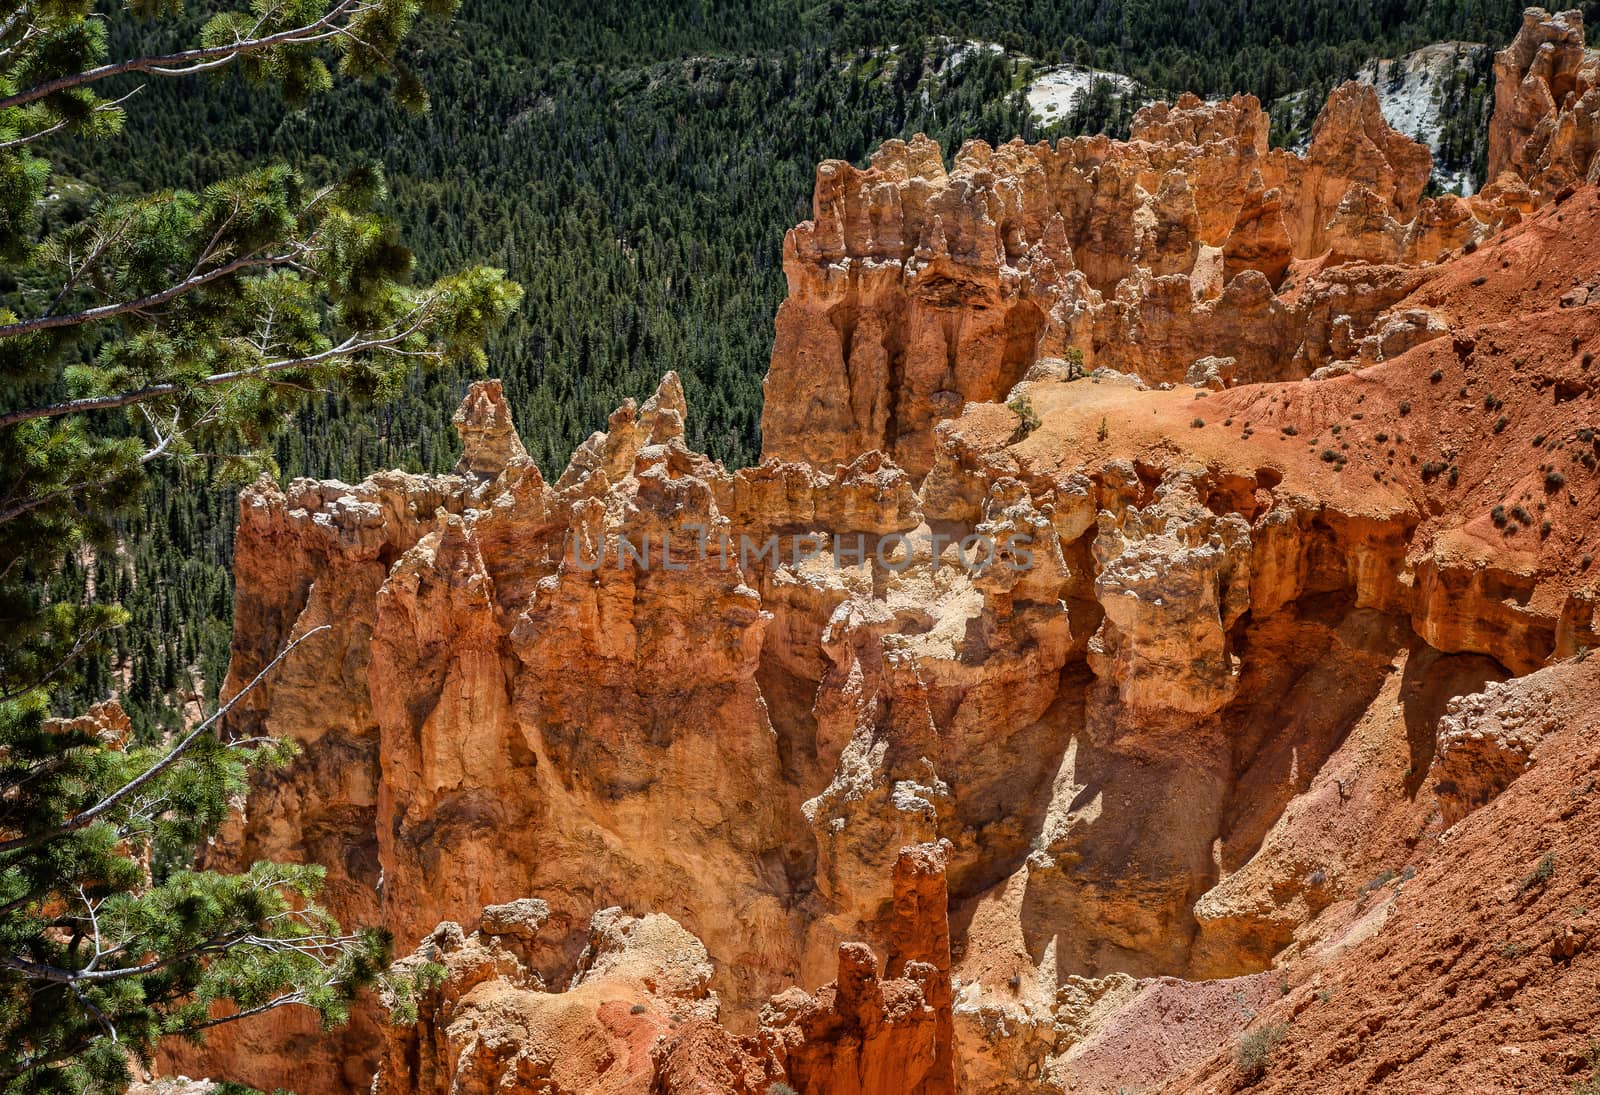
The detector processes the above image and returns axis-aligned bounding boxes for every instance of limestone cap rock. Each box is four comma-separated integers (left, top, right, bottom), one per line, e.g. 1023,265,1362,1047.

479,897,550,939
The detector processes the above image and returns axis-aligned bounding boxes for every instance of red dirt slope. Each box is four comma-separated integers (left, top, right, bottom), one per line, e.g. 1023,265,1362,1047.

1169,655,1600,1094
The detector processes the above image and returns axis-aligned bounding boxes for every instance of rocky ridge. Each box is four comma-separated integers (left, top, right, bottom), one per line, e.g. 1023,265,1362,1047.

171,9,1600,1094
762,75,1517,477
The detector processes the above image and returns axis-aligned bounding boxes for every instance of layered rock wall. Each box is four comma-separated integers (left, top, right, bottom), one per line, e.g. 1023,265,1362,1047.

762,84,1522,477
177,15,1600,1092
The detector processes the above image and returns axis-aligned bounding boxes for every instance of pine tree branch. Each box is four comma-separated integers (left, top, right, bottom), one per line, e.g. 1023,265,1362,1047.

44,205,144,317
0,1,369,114
0,7,28,40
1,980,329,1081
71,984,118,1043
2,934,240,984
0,427,173,528
0,1039,93,1084
2,924,358,986
0,624,331,855
0,249,298,340
0,314,434,430
0,87,143,152
0,619,122,704
0,477,111,527
77,888,105,973
181,987,312,1033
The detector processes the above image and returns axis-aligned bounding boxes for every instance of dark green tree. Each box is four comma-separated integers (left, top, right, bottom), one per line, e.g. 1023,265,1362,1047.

0,3,519,1091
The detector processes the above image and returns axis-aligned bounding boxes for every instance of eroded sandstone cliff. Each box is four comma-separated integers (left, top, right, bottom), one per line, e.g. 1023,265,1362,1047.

760,77,1529,478
173,10,1600,1093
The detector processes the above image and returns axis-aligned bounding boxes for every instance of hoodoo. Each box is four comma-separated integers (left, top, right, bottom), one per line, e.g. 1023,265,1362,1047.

169,9,1600,1094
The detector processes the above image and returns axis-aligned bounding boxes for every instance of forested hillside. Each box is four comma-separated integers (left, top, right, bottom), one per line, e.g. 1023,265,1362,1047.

44,0,1597,730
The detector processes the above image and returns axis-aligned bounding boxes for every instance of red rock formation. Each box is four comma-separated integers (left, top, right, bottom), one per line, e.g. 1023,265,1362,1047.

174,22,1600,1092
43,699,132,745
761,842,956,1095
377,842,956,1095
375,899,721,1095
1487,6,1600,200
759,81,1521,477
